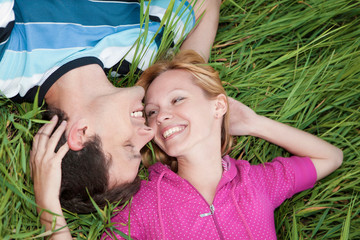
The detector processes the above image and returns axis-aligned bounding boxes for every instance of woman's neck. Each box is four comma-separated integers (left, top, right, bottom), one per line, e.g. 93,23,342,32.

177,150,223,205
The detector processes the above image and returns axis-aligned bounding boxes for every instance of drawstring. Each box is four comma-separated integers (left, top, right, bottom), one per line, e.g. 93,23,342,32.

157,171,166,240
231,181,255,240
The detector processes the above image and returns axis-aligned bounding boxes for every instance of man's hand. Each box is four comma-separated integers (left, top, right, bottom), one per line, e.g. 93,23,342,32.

30,115,69,210
30,115,72,239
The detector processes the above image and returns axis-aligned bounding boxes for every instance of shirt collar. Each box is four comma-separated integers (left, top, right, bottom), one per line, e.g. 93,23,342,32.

216,155,238,191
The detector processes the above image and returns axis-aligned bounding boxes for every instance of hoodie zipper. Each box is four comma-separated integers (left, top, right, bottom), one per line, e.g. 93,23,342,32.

199,203,225,240
200,204,215,217
182,180,225,240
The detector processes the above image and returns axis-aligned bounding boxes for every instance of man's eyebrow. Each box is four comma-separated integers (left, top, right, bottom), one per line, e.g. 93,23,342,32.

130,153,141,162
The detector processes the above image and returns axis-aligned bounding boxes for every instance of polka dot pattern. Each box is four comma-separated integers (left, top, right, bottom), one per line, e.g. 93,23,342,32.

102,156,316,240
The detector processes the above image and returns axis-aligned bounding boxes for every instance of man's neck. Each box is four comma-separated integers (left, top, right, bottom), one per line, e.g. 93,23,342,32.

44,64,113,115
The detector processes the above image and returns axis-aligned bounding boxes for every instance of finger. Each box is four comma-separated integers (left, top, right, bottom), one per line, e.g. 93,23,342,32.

41,115,58,136
37,115,59,151
29,150,34,179
31,122,49,165
31,116,59,163
32,123,47,153
47,120,67,153
56,141,70,159
47,142,69,178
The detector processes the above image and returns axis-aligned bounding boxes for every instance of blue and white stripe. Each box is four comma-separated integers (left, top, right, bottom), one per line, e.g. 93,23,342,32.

0,0,194,102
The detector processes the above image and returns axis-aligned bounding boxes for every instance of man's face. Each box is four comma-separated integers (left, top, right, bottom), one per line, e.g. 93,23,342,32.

86,86,154,186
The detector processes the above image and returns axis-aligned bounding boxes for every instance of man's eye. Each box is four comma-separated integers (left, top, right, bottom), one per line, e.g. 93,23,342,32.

125,143,134,150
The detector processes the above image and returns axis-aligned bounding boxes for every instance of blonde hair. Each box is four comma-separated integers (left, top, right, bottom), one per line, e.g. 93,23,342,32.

138,50,233,171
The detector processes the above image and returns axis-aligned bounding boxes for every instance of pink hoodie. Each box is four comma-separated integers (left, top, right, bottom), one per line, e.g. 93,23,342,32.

103,156,316,240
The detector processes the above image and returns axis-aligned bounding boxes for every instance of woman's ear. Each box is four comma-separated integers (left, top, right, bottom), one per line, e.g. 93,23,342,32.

214,94,228,119
67,119,89,151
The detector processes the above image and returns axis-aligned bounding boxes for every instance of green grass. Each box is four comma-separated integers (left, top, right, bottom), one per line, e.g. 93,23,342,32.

1,0,359,239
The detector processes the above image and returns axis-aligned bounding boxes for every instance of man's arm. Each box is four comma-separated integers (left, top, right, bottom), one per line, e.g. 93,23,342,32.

180,0,221,62
228,97,343,180
30,116,72,240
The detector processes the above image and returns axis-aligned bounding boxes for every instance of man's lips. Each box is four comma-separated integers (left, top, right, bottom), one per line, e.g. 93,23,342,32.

130,110,143,118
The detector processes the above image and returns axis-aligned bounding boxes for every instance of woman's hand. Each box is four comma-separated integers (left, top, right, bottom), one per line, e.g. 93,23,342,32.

30,115,72,239
228,97,259,136
227,97,343,181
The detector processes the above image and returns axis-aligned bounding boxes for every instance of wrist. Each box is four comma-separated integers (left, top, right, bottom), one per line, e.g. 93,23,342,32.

246,115,268,137
37,199,63,221
38,205,68,235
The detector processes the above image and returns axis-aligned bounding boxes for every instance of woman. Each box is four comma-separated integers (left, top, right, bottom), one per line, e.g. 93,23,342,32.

31,51,342,239
103,50,343,239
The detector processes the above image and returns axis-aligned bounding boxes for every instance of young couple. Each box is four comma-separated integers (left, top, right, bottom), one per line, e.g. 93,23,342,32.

31,50,343,239
2,0,342,238
1,0,219,233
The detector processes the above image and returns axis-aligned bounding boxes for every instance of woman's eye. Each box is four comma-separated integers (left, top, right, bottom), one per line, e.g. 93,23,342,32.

146,110,157,117
172,97,184,104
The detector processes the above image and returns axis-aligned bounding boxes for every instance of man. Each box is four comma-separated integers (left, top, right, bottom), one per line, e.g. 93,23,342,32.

1,0,218,159
2,0,220,238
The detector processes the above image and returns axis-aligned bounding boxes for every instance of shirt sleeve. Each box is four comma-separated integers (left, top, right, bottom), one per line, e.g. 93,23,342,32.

147,0,195,44
250,156,317,208
0,0,14,56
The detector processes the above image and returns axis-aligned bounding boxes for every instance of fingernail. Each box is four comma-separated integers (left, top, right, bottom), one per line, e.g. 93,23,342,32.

61,120,67,126
51,115,58,120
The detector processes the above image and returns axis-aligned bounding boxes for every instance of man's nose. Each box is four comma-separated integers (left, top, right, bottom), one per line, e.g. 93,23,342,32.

133,125,154,150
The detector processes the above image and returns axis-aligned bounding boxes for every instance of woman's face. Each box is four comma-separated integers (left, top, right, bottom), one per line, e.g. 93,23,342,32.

144,69,220,158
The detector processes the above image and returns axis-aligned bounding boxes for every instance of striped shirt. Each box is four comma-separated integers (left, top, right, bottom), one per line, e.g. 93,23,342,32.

0,0,194,103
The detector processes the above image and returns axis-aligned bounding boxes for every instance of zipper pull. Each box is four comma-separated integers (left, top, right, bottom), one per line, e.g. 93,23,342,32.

200,204,215,217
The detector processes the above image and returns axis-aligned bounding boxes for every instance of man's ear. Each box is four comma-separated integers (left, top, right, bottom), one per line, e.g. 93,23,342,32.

67,119,89,151
214,94,228,118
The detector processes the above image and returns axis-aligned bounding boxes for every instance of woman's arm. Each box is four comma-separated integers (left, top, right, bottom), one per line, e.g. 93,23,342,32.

30,116,72,240
228,97,343,180
180,0,221,62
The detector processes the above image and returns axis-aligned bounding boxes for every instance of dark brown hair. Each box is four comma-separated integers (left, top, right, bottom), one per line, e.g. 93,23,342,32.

42,108,140,214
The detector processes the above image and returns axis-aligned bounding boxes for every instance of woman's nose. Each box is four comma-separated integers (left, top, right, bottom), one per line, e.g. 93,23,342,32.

156,110,173,125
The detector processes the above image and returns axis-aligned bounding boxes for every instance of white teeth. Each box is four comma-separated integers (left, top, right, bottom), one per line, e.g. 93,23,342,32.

163,126,185,139
131,111,143,118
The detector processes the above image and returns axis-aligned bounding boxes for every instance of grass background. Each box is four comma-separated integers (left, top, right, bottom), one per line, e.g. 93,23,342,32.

1,0,359,239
